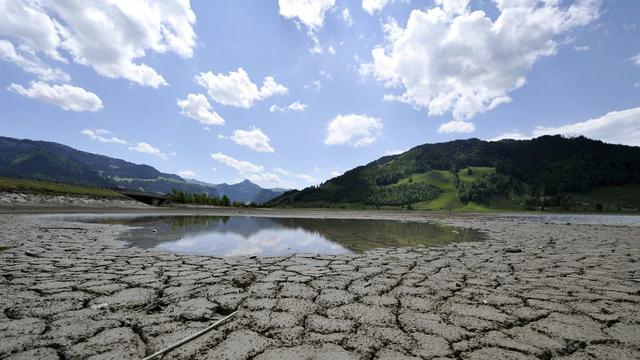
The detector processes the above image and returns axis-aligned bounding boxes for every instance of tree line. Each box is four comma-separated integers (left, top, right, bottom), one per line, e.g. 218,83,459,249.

268,135,640,208
168,189,258,207
366,183,442,206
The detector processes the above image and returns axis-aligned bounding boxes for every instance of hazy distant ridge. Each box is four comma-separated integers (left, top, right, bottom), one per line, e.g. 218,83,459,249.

0,136,285,203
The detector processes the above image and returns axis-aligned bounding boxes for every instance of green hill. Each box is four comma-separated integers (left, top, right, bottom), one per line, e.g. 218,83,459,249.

0,176,124,198
0,136,285,203
268,136,640,212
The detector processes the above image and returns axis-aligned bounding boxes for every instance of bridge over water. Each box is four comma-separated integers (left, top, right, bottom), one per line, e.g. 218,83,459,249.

116,189,170,206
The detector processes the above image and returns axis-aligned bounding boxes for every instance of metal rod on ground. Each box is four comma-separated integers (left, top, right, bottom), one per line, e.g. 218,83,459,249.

141,311,238,360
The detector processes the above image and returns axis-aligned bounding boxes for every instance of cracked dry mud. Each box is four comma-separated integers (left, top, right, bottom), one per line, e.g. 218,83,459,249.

0,212,639,359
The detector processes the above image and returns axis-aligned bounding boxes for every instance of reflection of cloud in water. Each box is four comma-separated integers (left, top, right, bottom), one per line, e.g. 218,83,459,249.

155,227,349,256
108,215,484,256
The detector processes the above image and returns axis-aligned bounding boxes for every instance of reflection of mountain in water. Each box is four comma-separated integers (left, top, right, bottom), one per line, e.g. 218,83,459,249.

274,218,479,252
92,216,483,256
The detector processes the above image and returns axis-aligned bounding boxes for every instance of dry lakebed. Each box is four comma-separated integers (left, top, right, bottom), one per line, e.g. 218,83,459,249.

0,200,639,359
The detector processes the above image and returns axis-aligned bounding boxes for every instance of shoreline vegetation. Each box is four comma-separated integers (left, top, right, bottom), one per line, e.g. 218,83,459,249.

269,177,640,214
1,175,639,214
167,189,258,208
3,135,639,213
0,176,124,198
268,136,640,213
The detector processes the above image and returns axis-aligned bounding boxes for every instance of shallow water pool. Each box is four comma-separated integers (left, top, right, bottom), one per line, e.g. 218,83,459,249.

78,215,484,256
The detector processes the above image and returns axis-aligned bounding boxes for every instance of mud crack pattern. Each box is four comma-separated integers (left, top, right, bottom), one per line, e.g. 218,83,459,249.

0,213,639,359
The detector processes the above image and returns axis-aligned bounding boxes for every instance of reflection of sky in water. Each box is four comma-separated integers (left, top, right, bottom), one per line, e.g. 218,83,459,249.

156,227,349,256
101,216,484,256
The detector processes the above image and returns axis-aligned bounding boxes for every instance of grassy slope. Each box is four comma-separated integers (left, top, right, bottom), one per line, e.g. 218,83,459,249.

0,177,124,198
397,170,464,210
274,166,640,213
570,184,640,212
277,168,523,211
458,167,496,184
401,168,640,212
397,168,507,211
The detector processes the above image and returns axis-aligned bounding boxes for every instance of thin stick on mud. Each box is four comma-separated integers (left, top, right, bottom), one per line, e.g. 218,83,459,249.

141,311,238,360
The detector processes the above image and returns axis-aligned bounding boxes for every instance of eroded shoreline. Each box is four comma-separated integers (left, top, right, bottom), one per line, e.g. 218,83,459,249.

1,208,639,359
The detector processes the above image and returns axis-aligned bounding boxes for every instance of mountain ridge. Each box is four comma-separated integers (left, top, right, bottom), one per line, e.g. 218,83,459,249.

0,136,284,204
268,135,640,212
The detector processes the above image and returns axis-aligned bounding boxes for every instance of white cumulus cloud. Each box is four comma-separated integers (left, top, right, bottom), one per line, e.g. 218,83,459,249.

129,142,168,160
270,101,307,113
230,128,275,153
434,0,470,16
81,129,128,145
0,1,64,60
246,173,287,188
487,107,640,146
273,168,317,183
362,0,391,15
360,0,601,121
325,114,383,147
211,153,264,173
437,120,476,134
0,40,69,82
0,0,196,87
533,107,640,146
384,148,408,156
278,0,336,30
341,8,354,27
196,68,287,108
177,170,197,179
489,131,530,141
288,101,308,111
210,152,290,188
177,93,225,126
279,0,336,54
8,81,102,112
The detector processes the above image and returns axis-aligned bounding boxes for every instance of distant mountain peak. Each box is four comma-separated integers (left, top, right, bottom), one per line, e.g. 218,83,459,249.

0,136,286,204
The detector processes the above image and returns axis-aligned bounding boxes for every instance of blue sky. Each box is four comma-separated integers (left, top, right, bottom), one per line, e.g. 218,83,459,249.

1,0,639,189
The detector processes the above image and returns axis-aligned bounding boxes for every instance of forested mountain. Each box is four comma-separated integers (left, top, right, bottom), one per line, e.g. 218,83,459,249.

187,178,286,204
212,180,284,204
269,136,640,211
0,136,283,203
